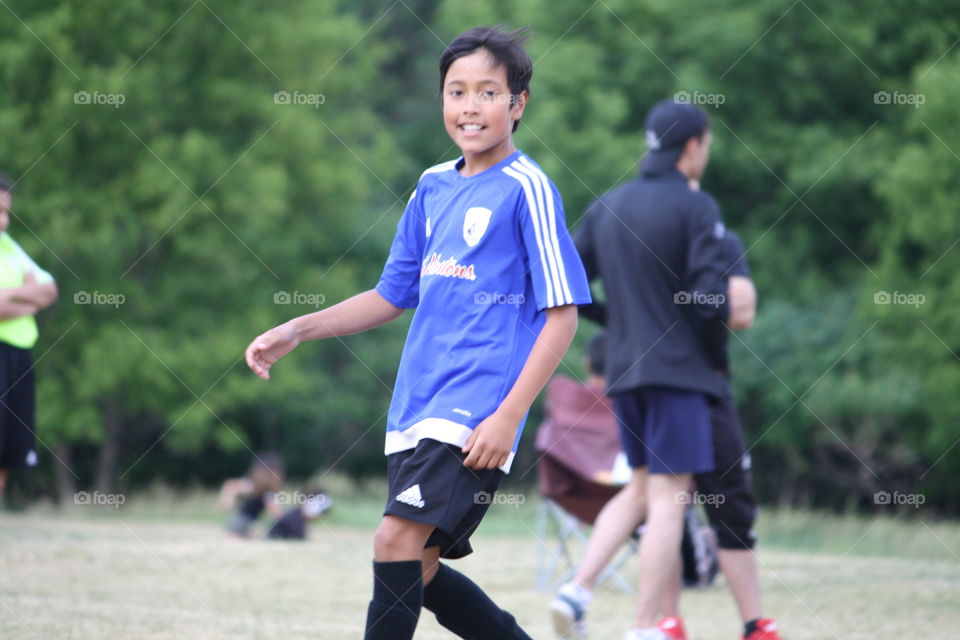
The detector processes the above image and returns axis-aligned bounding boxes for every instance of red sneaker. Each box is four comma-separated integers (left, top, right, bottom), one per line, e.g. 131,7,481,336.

744,618,783,640
657,616,688,640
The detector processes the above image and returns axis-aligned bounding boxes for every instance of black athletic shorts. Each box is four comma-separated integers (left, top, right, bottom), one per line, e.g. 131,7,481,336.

693,386,758,550
0,343,36,470
384,438,503,559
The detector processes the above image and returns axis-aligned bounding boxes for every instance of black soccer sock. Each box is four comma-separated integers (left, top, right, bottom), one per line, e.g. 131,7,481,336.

422,563,532,640
364,560,423,640
744,618,761,637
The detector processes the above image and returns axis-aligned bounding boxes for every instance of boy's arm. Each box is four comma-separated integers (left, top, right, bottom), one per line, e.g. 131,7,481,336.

10,272,58,308
462,305,578,469
0,287,39,319
245,289,404,380
726,275,756,330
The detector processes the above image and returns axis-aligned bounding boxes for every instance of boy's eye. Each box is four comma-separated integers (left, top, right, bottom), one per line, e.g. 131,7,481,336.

448,89,464,97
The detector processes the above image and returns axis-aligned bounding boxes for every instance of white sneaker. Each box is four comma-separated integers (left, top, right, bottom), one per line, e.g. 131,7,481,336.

548,583,590,639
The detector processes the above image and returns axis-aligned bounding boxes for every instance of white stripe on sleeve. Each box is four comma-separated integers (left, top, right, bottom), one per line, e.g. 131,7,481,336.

515,157,572,304
503,166,555,307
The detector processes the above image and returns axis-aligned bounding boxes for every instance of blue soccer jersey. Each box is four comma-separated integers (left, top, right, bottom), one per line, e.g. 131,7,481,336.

376,150,592,472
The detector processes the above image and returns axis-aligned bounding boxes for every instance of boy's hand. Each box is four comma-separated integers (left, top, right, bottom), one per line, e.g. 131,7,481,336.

245,323,300,380
462,411,518,470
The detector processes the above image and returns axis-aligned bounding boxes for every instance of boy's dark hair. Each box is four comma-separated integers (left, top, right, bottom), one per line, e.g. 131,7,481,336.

0,173,13,193
587,332,606,377
439,26,533,133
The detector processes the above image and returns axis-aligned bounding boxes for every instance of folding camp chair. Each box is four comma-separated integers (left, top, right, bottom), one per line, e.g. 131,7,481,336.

533,375,635,592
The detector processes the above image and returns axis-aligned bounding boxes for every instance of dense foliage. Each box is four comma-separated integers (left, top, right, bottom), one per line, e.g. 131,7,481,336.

2,0,956,514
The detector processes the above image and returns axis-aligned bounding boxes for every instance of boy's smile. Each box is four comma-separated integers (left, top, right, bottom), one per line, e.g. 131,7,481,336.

442,49,527,175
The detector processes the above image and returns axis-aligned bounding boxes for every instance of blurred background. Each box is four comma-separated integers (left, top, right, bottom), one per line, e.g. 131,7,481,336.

2,0,958,516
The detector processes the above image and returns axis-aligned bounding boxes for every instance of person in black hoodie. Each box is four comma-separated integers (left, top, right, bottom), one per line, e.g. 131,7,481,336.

551,99,736,640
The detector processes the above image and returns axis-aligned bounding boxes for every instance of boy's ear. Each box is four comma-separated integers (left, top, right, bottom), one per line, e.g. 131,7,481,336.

511,90,529,122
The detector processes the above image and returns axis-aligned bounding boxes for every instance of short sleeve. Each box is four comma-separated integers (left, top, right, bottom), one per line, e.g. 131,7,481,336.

375,189,424,309
508,164,591,310
10,237,55,284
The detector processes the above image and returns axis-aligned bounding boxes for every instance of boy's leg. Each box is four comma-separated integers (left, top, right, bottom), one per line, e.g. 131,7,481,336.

422,555,533,640
633,472,690,629
365,515,434,640
696,389,766,627
628,387,713,636
570,467,647,590
718,549,762,623
658,555,683,619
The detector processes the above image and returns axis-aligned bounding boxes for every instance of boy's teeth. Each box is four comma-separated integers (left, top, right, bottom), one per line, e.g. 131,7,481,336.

462,124,482,131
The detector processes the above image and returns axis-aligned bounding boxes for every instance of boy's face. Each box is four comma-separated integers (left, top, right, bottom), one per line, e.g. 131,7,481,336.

0,190,10,234
442,49,527,162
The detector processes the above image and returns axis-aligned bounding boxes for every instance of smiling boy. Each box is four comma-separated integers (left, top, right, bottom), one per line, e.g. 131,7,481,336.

245,26,590,639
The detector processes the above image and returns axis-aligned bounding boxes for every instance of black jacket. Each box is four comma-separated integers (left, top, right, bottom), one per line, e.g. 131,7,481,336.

574,168,730,399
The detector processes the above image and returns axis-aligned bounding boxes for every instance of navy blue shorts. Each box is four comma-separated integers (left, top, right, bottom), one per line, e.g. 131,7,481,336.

612,386,714,475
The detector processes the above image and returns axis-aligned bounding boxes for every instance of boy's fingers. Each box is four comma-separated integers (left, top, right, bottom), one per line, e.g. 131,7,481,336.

462,427,479,453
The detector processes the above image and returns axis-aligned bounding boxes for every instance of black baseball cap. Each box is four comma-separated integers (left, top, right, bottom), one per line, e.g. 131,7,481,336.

640,99,710,175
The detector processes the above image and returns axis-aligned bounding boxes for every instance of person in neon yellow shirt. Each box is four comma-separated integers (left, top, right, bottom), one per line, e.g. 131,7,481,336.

0,175,58,499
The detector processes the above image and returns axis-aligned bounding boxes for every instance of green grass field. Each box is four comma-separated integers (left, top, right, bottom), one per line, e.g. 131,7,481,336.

1,489,958,639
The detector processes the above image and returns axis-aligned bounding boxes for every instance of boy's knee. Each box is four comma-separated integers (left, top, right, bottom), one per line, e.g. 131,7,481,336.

373,516,433,561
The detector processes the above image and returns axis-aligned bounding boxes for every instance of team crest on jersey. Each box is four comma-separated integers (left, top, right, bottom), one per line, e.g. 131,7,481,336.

463,207,493,247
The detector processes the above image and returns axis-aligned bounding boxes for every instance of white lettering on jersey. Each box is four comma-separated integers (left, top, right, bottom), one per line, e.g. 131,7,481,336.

395,484,425,509
463,207,493,247
421,252,477,281
426,216,432,238
452,408,472,417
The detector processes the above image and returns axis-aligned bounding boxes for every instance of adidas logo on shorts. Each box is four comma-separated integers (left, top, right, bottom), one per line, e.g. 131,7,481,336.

395,484,425,509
